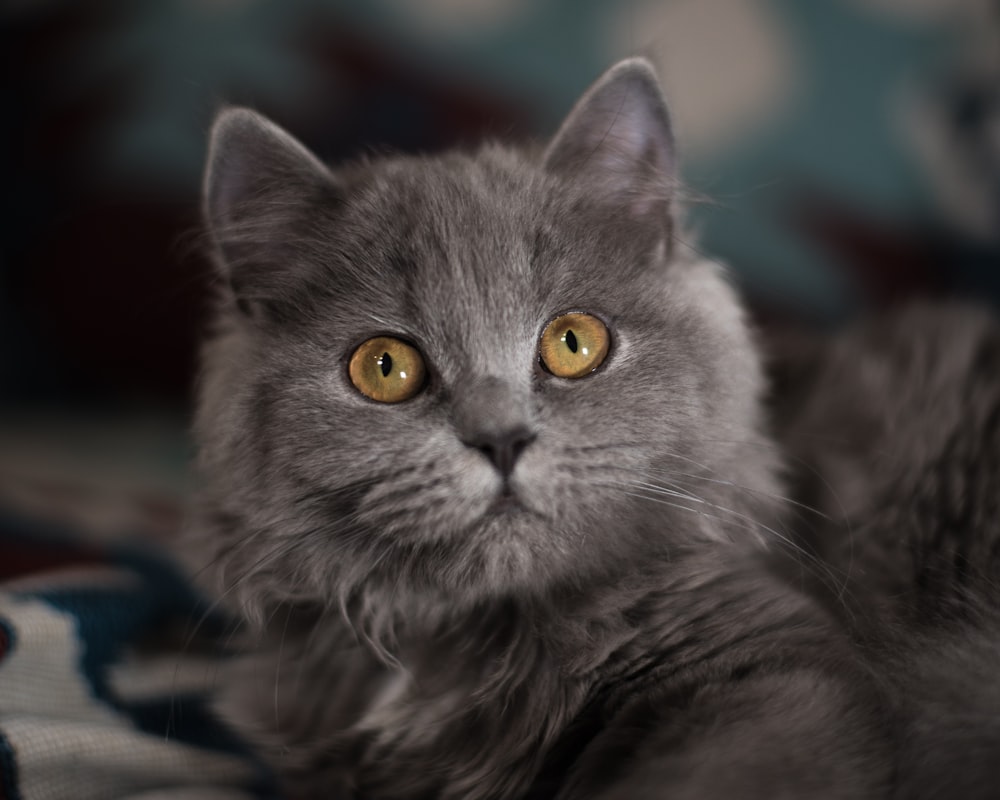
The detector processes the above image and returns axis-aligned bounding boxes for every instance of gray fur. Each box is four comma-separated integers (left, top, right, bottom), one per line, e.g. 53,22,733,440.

776,302,1000,800
188,59,889,798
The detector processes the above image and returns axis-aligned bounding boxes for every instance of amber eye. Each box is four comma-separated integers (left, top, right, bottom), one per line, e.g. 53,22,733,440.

348,336,426,402
539,312,610,378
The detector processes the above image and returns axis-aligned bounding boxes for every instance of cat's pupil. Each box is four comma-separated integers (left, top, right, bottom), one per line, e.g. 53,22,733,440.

565,330,578,354
380,353,393,377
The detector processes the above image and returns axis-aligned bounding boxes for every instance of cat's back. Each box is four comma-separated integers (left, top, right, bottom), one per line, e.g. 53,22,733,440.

778,302,1000,617
776,301,1000,800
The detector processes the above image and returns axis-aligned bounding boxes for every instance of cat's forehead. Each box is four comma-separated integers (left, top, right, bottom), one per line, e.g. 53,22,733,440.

330,152,637,373
352,151,542,261
350,153,649,289
340,158,558,374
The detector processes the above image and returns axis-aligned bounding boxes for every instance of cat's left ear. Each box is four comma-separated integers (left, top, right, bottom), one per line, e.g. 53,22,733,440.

544,58,676,219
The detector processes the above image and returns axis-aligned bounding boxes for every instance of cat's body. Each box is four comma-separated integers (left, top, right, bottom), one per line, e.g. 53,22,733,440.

187,58,1000,798
212,546,885,799
775,303,1000,800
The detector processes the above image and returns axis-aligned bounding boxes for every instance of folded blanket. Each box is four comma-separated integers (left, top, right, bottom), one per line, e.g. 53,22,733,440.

0,505,275,800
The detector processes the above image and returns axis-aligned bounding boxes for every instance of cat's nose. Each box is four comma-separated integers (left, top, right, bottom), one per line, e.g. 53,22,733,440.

452,375,537,478
463,427,536,479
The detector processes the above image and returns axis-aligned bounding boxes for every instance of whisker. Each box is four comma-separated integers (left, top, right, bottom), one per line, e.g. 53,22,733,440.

620,441,860,604
607,477,860,620
662,469,830,520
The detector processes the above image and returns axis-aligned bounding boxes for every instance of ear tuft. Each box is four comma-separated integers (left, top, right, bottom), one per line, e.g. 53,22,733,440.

544,58,676,218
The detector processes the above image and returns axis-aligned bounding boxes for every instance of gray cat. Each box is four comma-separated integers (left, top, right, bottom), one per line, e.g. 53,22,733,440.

189,59,889,798
775,303,1000,800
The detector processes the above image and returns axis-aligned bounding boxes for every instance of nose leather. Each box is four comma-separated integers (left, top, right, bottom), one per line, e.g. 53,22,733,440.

452,376,537,478
463,427,536,478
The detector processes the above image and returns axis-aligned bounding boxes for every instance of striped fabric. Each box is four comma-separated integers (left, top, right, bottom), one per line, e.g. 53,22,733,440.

0,511,274,800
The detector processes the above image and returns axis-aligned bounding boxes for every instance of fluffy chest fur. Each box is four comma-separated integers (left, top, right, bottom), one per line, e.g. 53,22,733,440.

213,552,879,800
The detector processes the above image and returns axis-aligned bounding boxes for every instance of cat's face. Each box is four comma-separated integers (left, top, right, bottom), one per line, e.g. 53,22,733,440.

195,60,769,620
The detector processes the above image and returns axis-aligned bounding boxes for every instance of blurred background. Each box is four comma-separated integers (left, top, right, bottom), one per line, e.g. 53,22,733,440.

2,0,999,532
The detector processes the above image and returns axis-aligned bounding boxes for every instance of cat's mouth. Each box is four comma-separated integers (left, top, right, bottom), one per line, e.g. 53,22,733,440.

486,485,527,516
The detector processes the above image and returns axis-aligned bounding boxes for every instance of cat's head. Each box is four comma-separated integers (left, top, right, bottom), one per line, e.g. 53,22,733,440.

193,59,776,626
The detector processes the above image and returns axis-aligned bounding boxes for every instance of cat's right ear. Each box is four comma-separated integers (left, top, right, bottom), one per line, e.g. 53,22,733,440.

203,108,338,318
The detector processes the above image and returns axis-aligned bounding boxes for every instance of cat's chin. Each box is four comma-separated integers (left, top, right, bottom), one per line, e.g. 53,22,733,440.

425,505,547,597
